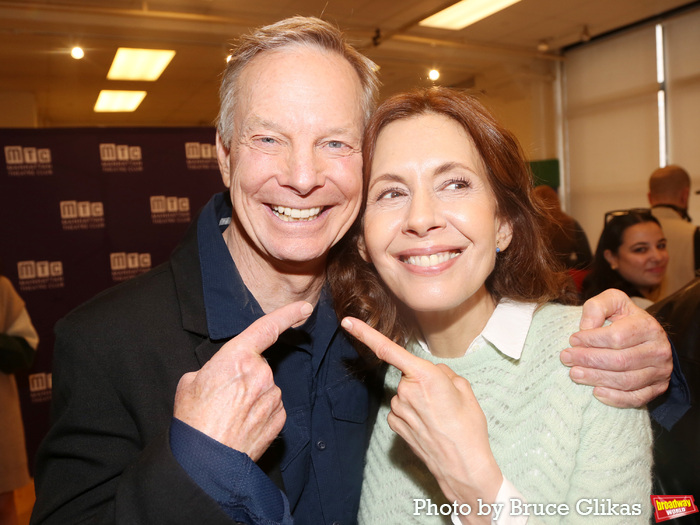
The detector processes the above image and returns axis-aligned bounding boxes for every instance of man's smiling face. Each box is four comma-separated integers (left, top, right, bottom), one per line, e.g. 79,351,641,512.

216,46,364,270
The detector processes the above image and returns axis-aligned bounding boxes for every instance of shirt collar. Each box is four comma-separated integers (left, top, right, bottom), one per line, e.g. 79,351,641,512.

196,192,339,368
652,204,692,222
416,299,537,360
198,192,261,340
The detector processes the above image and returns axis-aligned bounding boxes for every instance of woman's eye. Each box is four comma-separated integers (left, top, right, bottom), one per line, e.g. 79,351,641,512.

377,188,404,200
444,179,470,191
328,140,345,149
260,137,277,144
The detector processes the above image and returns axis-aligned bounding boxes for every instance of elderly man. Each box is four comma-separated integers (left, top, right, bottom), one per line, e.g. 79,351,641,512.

31,17,682,525
648,164,700,298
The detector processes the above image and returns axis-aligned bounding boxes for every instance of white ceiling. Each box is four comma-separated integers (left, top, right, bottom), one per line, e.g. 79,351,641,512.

0,0,697,127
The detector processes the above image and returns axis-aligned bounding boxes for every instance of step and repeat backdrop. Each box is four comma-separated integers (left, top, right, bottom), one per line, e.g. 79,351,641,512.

1,127,224,468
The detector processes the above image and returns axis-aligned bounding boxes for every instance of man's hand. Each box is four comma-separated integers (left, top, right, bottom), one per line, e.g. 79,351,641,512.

174,301,313,461
560,289,671,408
341,317,502,513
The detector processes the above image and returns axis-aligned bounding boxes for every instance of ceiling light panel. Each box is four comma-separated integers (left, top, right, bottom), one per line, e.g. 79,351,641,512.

419,0,522,30
107,48,176,81
94,90,147,112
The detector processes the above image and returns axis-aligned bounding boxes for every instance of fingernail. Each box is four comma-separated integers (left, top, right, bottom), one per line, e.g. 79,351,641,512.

341,318,353,330
301,302,313,316
570,368,584,380
592,387,611,402
560,350,573,366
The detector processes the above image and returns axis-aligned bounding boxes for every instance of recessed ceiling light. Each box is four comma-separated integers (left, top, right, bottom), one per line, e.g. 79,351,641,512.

94,90,147,112
71,47,84,60
107,48,176,81
429,69,440,81
419,0,522,30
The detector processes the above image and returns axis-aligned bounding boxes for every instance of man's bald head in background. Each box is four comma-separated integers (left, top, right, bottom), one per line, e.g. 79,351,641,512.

648,164,691,209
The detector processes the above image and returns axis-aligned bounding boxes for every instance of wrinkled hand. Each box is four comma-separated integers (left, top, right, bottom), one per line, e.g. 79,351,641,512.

560,289,671,408
341,317,502,511
174,301,313,461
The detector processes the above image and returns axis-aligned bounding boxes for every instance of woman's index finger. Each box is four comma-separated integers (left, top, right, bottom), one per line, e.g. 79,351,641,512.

341,317,426,378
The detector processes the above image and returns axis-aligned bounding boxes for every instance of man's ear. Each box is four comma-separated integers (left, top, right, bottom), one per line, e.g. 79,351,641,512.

680,186,690,209
496,219,514,252
603,249,618,270
216,132,232,189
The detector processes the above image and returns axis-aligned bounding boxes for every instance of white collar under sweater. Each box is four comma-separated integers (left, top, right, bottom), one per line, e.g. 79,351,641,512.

415,299,538,360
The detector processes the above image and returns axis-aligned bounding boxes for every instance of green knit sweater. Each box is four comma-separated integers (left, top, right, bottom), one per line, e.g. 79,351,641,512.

358,303,652,524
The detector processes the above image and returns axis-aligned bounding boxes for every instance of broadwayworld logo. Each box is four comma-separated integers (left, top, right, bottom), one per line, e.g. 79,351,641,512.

150,195,191,224
99,143,143,173
60,200,106,230
4,145,53,176
651,495,699,522
17,260,65,292
184,141,217,170
110,252,152,282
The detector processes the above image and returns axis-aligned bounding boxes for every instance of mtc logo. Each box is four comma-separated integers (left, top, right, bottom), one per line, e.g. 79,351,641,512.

150,196,190,213
184,142,215,159
99,143,142,161
17,260,63,280
60,201,104,219
110,252,152,271
4,145,52,165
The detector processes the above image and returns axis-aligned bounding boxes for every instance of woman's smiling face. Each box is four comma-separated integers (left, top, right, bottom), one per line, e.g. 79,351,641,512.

604,221,668,294
363,113,512,315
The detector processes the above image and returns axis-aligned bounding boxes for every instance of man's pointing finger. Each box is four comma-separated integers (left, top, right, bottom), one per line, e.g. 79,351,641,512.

231,301,314,355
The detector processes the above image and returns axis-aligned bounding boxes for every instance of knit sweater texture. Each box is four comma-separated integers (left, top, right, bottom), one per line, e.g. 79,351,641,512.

358,303,652,524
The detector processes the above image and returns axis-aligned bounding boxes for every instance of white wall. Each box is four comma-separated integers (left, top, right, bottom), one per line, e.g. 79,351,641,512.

563,7,700,249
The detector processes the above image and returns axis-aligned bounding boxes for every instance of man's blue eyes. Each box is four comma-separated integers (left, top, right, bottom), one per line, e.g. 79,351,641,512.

257,138,346,148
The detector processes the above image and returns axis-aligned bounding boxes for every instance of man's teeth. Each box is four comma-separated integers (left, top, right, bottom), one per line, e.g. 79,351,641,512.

403,251,460,267
271,205,322,222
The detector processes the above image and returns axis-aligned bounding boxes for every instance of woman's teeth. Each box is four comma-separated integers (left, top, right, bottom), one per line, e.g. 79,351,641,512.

271,205,322,221
403,251,460,267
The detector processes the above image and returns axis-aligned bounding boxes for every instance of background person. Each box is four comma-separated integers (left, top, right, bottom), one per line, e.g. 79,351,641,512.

647,277,699,508
582,209,668,308
648,164,700,298
0,272,38,525
332,87,651,523
531,184,593,271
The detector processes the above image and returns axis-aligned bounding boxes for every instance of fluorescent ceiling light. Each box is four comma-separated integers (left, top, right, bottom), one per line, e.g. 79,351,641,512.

107,48,175,81
94,90,147,112
419,0,522,30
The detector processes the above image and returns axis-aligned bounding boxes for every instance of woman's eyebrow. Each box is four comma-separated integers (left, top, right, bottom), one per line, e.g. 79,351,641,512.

433,161,476,176
368,173,404,191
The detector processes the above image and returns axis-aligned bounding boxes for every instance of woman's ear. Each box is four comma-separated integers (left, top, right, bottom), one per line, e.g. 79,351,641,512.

357,235,371,263
496,219,514,252
603,249,618,270
216,131,232,189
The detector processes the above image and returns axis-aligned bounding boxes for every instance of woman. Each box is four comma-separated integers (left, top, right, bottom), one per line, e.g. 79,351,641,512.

329,87,652,523
0,272,38,525
582,209,668,308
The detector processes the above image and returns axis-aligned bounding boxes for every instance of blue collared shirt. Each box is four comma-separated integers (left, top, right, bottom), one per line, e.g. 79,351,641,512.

171,193,372,524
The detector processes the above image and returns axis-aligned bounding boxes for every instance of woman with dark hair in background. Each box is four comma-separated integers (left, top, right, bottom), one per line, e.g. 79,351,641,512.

582,209,668,308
